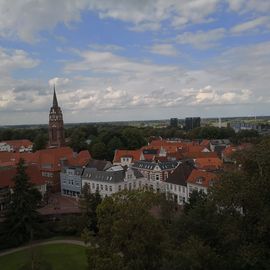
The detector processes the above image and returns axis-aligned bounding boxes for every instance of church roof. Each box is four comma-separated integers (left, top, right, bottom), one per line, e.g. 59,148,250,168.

53,85,58,107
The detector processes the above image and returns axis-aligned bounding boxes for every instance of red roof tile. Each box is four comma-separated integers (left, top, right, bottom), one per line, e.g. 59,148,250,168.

195,157,223,170
113,149,142,163
187,169,218,188
0,164,45,188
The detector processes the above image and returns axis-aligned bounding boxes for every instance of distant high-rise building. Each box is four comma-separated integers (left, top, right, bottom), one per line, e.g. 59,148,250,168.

48,86,65,148
170,118,178,127
185,117,201,130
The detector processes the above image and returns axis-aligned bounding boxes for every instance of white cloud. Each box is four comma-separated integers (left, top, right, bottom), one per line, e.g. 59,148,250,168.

227,0,270,13
0,47,39,75
194,86,252,105
231,16,270,33
176,28,226,49
0,0,222,41
49,77,71,87
149,44,178,56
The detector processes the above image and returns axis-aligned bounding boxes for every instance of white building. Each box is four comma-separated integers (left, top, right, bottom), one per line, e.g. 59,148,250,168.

82,166,146,198
165,161,194,205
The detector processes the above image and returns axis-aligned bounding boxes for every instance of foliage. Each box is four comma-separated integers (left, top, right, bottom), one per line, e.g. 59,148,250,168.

0,159,42,248
33,133,48,152
86,190,167,270
79,184,102,234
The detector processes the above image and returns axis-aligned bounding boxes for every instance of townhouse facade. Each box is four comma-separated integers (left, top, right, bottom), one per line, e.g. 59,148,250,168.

132,160,179,192
82,167,146,198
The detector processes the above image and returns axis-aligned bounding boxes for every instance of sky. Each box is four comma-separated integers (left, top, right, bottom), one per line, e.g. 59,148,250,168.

0,0,270,125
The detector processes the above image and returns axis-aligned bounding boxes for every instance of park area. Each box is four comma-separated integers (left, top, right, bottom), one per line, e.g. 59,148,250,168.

0,242,87,270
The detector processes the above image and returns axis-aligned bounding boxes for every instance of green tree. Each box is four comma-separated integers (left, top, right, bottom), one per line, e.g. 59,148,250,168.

122,127,147,149
1,159,42,247
33,133,47,152
91,142,107,160
80,184,102,234
87,191,167,270
107,136,124,160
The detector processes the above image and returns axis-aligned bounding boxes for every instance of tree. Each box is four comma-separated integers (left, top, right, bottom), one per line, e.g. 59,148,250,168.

33,133,47,152
80,184,102,234
91,142,107,160
86,190,167,270
1,159,42,247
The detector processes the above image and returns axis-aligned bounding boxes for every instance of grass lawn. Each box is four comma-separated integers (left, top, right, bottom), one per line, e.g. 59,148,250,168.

0,243,87,270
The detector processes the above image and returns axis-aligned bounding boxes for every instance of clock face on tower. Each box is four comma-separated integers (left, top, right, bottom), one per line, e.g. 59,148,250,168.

48,87,65,148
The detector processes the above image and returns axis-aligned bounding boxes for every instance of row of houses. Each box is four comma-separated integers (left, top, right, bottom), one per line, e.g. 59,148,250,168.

60,157,220,206
0,146,92,215
0,139,33,153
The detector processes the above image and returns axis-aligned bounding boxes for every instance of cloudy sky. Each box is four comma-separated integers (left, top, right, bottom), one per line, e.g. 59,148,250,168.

0,0,270,125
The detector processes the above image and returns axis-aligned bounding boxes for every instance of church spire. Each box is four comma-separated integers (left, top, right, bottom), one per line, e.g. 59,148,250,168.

53,85,58,107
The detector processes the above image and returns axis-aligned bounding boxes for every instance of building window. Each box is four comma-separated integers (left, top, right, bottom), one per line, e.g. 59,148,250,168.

101,185,103,190
96,184,99,190
105,185,108,191
118,185,121,191
133,182,136,188
92,183,95,189
155,174,160,181
109,186,112,192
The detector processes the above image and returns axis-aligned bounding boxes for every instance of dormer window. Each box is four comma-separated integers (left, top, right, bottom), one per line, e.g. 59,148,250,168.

196,177,204,184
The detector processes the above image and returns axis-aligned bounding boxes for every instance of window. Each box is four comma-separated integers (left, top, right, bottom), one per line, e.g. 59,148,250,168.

101,185,103,190
109,186,112,192
105,185,108,191
124,184,127,189
92,183,95,189
155,174,160,181
129,183,132,190
118,185,121,191
133,182,136,188
96,184,99,190
139,181,141,188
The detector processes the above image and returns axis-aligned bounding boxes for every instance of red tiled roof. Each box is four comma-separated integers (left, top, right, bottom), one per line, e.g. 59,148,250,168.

1,139,33,150
182,151,218,159
113,149,142,163
222,144,252,158
195,157,223,170
0,164,45,188
200,140,210,147
68,150,91,166
0,147,90,172
187,169,218,188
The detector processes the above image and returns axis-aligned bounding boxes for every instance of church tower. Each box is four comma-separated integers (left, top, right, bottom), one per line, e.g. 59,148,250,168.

48,86,65,148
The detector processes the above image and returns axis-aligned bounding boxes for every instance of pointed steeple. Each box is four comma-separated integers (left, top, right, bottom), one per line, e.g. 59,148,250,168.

53,85,58,107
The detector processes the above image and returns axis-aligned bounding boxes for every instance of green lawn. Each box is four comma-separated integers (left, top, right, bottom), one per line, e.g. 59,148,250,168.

0,243,87,270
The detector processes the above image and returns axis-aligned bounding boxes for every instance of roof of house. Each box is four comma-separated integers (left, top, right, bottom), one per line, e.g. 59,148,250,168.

82,167,143,183
0,147,91,172
222,144,252,158
165,160,194,186
195,157,223,170
182,151,218,159
187,169,219,188
87,159,112,171
113,149,142,163
1,139,33,149
200,139,210,147
132,160,179,171
0,164,45,188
